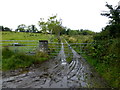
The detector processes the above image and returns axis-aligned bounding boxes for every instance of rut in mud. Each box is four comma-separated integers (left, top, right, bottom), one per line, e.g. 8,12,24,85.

2,39,109,88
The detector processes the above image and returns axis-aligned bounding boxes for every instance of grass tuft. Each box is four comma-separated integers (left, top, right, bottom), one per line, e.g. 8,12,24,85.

2,47,50,71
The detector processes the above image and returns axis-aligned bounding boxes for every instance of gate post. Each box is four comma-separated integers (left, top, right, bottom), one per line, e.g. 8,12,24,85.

39,40,48,53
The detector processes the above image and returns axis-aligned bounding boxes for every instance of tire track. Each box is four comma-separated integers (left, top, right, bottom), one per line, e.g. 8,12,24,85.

2,39,109,88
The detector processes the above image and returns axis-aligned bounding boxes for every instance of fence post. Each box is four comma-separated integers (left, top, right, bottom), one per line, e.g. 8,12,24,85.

39,40,48,53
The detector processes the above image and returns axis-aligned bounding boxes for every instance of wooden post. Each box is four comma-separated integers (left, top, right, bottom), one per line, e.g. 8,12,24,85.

39,40,48,53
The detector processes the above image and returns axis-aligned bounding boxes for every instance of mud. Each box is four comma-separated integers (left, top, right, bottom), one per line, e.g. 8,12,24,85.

2,40,109,88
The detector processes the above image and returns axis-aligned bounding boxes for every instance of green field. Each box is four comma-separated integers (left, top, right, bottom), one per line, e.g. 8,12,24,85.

2,31,53,41
1,31,60,71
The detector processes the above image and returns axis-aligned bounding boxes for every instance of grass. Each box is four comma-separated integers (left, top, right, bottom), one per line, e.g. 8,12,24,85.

2,31,119,87
1,31,54,47
81,53,120,88
1,31,61,71
62,35,93,43
2,31,53,40
2,47,50,71
62,35,93,63
48,42,61,58
1,31,60,56
63,35,120,88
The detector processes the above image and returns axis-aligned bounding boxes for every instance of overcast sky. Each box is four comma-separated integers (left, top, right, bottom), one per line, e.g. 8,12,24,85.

0,0,119,32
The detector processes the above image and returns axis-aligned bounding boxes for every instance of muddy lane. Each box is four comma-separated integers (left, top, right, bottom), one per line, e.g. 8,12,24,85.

2,41,108,88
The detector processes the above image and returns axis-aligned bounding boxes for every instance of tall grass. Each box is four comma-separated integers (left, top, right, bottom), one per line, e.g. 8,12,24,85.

2,47,50,71
81,53,120,88
62,35,93,43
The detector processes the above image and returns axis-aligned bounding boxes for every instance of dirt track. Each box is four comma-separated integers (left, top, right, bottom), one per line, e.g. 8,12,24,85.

2,40,109,88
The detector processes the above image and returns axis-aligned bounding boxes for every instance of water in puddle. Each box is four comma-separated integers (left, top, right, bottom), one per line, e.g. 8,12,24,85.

2,41,109,88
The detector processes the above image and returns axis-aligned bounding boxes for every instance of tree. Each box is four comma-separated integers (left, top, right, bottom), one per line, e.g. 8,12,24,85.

38,18,48,34
0,26,4,31
60,26,67,35
101,3,120,38
4,27,11,31
66,28,71,35
47,15,60,34
38,15,64,36
16,24,26,32
101,2,120,25
0,26,12,31
27,25,38,33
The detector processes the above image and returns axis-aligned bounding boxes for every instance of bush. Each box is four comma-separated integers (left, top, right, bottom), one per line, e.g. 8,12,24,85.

83,38,120,87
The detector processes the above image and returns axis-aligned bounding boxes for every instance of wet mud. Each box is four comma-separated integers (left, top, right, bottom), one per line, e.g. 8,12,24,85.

2,41,109,88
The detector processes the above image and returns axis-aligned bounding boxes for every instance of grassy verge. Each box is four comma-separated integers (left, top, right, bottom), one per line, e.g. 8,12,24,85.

81,53,120,88
62,35,93,63
62,35,93,43
64,34,120,88
2,47,50,71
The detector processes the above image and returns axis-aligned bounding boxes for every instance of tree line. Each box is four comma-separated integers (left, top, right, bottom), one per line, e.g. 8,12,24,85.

0,24,38,33
0,14,95,36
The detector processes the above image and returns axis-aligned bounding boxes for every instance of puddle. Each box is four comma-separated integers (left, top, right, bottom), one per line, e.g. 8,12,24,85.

2,41,109,88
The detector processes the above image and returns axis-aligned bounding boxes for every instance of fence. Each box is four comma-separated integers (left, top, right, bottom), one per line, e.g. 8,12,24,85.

69,43,93,54
1,40,38,54
1,40,93,56
1,40,62,58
